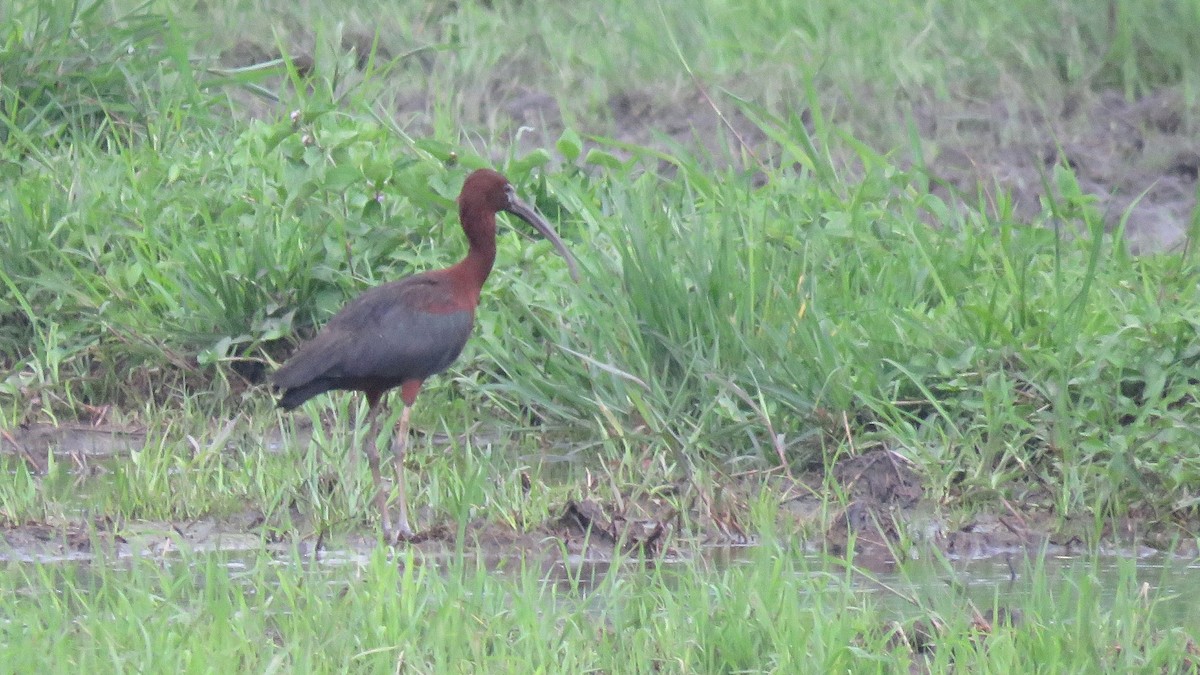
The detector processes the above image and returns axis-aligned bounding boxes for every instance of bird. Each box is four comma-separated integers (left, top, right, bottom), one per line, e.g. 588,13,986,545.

271,168,579,543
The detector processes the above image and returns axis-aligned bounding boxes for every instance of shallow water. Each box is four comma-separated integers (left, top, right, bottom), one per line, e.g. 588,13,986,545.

5,424,1200,627
7,527,1198,629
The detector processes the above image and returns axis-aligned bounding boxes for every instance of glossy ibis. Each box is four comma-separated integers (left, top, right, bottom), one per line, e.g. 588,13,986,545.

272,169,578,542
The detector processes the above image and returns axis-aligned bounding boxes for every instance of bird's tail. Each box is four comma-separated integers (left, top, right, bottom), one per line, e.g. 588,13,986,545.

271,336,344,410
275,381,331,411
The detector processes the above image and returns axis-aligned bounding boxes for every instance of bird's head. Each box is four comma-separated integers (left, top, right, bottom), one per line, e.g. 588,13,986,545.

458,169,579,281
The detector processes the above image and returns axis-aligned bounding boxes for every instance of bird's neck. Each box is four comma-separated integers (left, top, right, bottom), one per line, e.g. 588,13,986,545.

454,243,495,296
451,208,497,303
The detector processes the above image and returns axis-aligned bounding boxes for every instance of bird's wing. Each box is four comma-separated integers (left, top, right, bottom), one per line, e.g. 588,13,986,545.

272,275,474,390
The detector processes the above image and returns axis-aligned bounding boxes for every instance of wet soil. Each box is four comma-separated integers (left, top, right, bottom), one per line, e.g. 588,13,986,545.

3,426,1195,567
0,423,145,471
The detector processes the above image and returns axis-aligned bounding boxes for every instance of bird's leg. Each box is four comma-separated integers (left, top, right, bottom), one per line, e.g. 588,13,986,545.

361,396,395,540
388,404,416,542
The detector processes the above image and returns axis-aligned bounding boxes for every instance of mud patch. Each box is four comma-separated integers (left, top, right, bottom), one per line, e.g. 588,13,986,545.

817,449,926,571
771,447,1194,572
912,88,1198,252
0,517,113,563
554,499,671,558
1,423,145,471
832,448,924,507
0,516,264,564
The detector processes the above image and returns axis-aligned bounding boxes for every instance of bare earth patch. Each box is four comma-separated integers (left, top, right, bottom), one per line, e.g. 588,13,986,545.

914,88,1198,252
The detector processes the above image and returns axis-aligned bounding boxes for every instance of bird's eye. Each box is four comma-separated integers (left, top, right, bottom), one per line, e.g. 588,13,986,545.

504,185,516,203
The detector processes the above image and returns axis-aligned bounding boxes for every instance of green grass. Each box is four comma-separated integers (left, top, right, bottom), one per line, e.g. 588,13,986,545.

2,540,1198,672
1,0,1198,521
9,103,1200,518
1,0,1199,516
3,0,1200,670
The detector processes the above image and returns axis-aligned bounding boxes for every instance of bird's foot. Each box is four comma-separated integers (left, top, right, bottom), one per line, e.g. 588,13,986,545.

384,521,417,545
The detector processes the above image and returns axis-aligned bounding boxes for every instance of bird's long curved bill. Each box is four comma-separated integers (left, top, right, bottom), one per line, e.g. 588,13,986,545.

507,197,580,281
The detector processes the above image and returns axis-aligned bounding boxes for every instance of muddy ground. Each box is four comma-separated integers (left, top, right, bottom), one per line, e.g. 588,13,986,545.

2,423,1194,568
